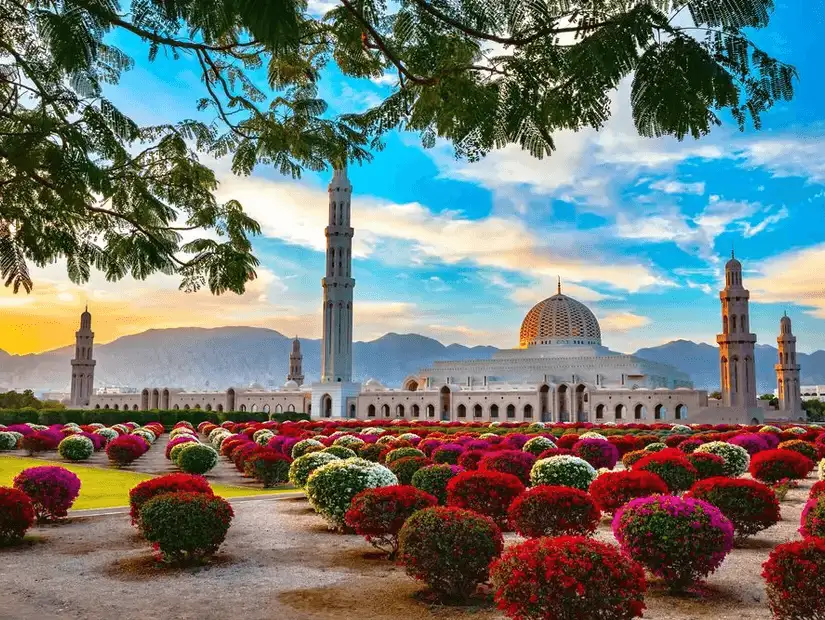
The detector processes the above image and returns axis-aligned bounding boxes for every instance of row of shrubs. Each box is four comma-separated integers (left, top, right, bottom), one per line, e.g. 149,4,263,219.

0,409,310,427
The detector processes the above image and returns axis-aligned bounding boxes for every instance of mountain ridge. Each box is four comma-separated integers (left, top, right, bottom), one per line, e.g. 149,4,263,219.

2,326,823,394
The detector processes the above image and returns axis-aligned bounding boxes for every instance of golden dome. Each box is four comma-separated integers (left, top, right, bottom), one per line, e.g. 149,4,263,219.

519,291,602,348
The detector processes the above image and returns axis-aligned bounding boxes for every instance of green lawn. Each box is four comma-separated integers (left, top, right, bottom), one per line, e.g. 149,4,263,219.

0,455,295,510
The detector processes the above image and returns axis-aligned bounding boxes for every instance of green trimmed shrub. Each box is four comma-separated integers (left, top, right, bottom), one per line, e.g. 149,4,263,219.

323,445,357,459
291,438,325,459
57,435,94,461
384,447,425,464
0,432,19,451
289,452,340,488
176,443,219,475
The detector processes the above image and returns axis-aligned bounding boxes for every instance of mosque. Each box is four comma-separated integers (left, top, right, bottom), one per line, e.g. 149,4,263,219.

80,169,804,424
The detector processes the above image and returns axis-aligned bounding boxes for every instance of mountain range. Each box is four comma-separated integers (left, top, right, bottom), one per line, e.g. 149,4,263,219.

2,327,824,395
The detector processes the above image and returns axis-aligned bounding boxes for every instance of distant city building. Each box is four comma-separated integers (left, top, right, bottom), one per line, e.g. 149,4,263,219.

85,170,804,424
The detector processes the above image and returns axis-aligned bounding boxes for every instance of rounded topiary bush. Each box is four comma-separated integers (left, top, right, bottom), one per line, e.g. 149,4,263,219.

291,438,325,459
588,470,669,515
750,449,813,484
288,451,340,488
388,455,432,485
778,439,818,463
530,455,597,491
57,435,94,462
384,447,425,465
106,435,148,465
0,431,19,451
686,452,727,480
432,443,465,465
508,485,600,538
763,537,825,619
479,450,535,486
622,450,648,469
305,458,397,529
634,451,697,493
613,495,734,591
522,436,556,457
398,506,503,602
322,445,357,459
94,427,118,443
0,487,35,545
446,470,525,528
411,464,464,505
129,473,213,527
491,536,647,620
244,449,292,487
140,491,233,564
687,477,780,540
644,442,667,453
333,435,366,449
13,466,81,522
800,494,825,538
176,443,219,475
572,438,620,470
694,441,750,477
344,485,437,558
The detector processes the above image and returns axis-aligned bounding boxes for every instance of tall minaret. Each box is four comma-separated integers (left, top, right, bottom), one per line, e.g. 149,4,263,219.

716,251,757,408
775,313,802,415
320,167,354,383
69,307,96,407
288,337,305,385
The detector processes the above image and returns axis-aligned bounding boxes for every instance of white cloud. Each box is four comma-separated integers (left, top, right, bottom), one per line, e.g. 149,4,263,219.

649,179,706,195
749,243,825,319
742,206,789,238
370,72,398,87
738,137,825,183
599,312,652,332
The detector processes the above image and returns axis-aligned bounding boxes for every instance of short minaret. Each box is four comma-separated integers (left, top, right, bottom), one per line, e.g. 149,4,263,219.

320,166,354,383
70,307,96,408
288,337,305,385
775,313,802,415
716,251,758,408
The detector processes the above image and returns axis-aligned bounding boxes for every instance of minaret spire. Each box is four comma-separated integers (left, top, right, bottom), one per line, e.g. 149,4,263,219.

776,313,802,417
70,307,96,408
557,276,561,295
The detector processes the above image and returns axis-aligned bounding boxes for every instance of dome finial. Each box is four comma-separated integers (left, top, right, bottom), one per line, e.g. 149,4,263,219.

731,241,735,260
557,276,561,295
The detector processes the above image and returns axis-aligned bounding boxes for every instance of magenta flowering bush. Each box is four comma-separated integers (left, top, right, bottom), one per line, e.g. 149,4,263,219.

78,432,106,451
729,433,769,456
13,466,81,521
613,495,734,591
573,438,619,470
432,443,465,465
503,434,530,450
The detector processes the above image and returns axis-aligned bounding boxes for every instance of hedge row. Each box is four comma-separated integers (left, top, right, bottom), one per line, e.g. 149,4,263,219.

0,408,310,426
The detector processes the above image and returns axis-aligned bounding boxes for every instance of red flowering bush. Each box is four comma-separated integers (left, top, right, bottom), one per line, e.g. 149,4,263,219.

686,452,727,480
244,449,292,487
344,485,437,558
20,430,61,455
613,495,734,591
456,449,487,471
129,473,213,527
140,491,234,564
763,537,825,619
537,447,574,459
557,434,580,450
398,506,503,602
678,438,704,454
508,485,600,538
0,487,35,545
800,494,825,538
634,451,697,493
749,449,813,484
13,466,81,521
588,470,669,514
106,435,149,465
446,470,525,528
622,450,648,469
490,536,646,620
778,439,818,463
609,435,643,456
479,450,535,486
573,438,619,469
686,477,780,540
388,456,432,485
810,480,825,501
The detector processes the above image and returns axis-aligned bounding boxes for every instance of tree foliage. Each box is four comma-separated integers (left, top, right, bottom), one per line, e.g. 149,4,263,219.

1,0,796,293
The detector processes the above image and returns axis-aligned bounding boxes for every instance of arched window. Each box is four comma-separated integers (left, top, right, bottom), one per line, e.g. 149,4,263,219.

239,404,246,412
675,404,687,420
275,404,283,413
654,404,665,420
206,404,212,411
412,404,420,417
523,404,533,419
473,404,482,418
133,404,138,411
595,404,604,419
250,404,258,413
722,315,728,334
287,404,295,412
173,404,179,410
506,404,516,419
426,404,435,417
183,404,190,410
615,404,625,420
634,404,645,420
740,314,747,332
490,404,499,418
396,404,405,417
263,404,270,414
349,404,356,418
381,404,390,417
731,315,737,331
457,404,466,418
113,404,119,410
368,404,376,417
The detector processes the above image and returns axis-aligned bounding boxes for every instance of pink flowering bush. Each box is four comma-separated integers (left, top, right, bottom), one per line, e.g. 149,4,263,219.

613,495,734,591
572,438,619,469
13,466,81,521
106,434,149,465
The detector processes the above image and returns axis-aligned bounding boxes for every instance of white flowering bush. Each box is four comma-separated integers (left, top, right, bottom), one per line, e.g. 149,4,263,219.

289,452,341,488
644,442,667,452
361,428,385,436
58,435,94,461
695,441,750,477
375,435,397,446
787,427,807,435
333,435,366,449
670,424,692,434
0,431,19,451
169,442,193,464
94,428,118,442
87,423,105,430
112,424,130,435
208,428,232,449
132,429,156,444
522,436,556,456
63,423,82,432
480,433,499,439
760,425,781,434
169,427,197,440
818,459,825,482
253,430,275,446
530,455,597,491
398,433,421,443
305,457,398,529
579,431,607,440
292,438,325,459
489,421,502,427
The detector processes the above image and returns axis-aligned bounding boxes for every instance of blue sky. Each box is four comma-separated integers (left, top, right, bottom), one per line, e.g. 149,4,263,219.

5,1,825,356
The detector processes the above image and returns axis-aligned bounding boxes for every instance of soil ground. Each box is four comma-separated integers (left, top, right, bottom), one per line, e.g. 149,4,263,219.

0,436,810,620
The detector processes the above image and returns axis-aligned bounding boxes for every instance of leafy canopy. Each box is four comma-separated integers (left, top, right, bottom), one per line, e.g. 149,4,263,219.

0,0,795,294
